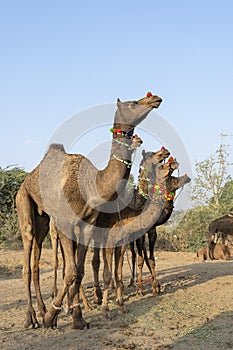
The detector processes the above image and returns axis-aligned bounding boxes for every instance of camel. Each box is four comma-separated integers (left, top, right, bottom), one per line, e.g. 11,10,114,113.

16,93,162,329
90,155,179,318
129,173,191,295
208,214,233,245
49,134,144,312
91,146,171,306
198,242,230,261
50,147,171,314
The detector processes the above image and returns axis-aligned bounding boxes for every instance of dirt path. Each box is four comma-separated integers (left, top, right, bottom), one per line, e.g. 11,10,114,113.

0,248,233,350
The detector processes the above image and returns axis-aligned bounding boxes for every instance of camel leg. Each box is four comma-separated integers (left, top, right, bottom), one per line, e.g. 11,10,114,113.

50,220,59,298
222,233,227,245
22,235,40,328
102,247,113,319
128,241,136,287
16,187,40,328
80,284,93,312
136,238,144,296
69,243,90,329
114,245,127,314
73,244,92,312
148,229,160,294
92,247,103,304
51,231,92,316
43,231,77,329
143,233,152,274
59,239,92,313
31,214,49,318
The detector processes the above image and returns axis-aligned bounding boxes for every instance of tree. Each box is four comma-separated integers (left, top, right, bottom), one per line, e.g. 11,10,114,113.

159,138,233,252
0,166,27,245
191,141,232,216
218,178,233,214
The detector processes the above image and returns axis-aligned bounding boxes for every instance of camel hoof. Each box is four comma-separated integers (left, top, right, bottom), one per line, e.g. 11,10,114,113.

127,279,135,288
118,306,128,314
72,320,90,330
24,312,40,329
102,306,111,320
137,289,144,297
152,281,161,295
25,321,35,329
43,310,59,329
93,286,103,305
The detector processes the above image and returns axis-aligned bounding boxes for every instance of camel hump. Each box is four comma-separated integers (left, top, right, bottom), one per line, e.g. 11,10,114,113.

42,143,66,159
48,143,66,153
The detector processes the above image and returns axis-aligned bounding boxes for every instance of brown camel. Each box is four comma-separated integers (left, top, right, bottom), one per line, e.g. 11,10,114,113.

49,134,144,312
91,146,171,305
129,173,191,295
91,156,179,318
51,147,171,313
16,93,162,329
208,214,233,245
198,242,230,261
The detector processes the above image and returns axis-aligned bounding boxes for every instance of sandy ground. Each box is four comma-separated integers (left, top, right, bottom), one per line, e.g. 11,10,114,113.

0,248,233,350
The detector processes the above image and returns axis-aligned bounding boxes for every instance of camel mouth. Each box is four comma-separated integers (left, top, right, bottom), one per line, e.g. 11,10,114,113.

184,176,191,183
137,95,163,109
180,176,191,187
132,135,143,150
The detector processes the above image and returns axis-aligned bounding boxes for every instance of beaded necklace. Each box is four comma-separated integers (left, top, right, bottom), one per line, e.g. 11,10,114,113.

110,128,142,168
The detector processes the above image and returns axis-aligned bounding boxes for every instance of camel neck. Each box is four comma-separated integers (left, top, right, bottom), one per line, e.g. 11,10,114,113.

96,126,135,202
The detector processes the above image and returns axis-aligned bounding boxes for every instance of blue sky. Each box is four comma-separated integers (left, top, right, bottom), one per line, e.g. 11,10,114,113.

1,0,233,182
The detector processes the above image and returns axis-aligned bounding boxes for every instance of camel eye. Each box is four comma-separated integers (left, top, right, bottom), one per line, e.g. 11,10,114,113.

131,103,136,109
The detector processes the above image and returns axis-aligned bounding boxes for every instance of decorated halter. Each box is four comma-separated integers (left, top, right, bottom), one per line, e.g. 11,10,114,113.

110,127,134,138
139,156,176,201
111,133,143,167
139,181,175,201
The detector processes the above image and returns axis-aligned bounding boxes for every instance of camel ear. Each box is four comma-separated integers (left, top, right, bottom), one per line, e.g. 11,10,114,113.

117,98,121,105
142,149,146,158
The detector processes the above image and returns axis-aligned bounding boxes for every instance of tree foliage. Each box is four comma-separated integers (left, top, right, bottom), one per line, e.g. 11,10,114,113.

191,143,231,214
0,166,27,246
157,140,233,252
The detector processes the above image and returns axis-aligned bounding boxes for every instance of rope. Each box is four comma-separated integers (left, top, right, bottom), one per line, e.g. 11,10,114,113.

137,276,154,284
51,300,62,311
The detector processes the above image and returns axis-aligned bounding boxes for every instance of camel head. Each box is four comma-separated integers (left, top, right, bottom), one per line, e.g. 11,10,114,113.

177,174,191,187
141,146,170,167
131,134,143,152
114,92,162,129
153,158,179,185
167,157,179,174
138,147,171,197
169,174,191,192
137,92,163,109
